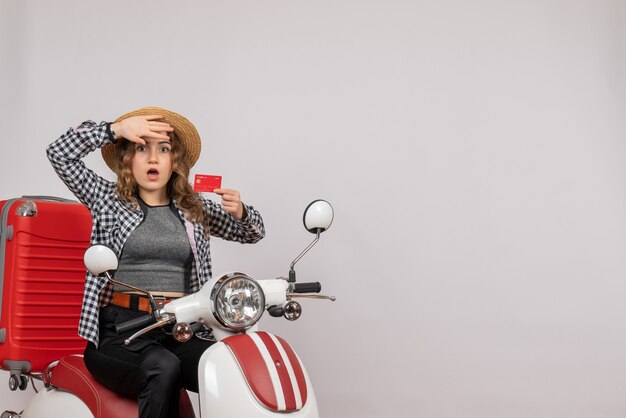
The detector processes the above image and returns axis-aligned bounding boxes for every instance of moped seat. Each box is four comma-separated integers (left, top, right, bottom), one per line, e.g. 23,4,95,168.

49,355,195,418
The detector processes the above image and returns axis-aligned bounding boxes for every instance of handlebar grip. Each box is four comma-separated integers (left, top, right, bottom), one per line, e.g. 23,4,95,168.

115,314,154,334
293,282,321,293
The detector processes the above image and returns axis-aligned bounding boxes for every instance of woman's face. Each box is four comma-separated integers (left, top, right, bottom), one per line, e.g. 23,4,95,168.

131,137,173,196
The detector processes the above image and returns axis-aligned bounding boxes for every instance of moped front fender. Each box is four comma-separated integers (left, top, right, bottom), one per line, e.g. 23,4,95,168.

198,332,319,418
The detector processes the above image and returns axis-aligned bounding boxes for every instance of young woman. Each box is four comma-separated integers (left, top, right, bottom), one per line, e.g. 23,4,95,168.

47,106,265,418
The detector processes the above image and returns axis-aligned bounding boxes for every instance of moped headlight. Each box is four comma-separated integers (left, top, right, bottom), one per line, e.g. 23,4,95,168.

211,273,265,330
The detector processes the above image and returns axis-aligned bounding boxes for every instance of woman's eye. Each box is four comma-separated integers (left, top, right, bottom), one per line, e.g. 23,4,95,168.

136,145,146,152
160,147,171,153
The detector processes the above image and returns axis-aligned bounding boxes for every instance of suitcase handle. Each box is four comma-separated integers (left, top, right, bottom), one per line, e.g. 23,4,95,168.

21,195,77,203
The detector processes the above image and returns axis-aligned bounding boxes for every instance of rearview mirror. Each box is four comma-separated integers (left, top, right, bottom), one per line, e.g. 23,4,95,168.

83,245,118,276
290,200,334,282
303,200,334,233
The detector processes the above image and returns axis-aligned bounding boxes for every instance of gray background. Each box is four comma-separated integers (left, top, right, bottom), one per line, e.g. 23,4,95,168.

2,0,626,417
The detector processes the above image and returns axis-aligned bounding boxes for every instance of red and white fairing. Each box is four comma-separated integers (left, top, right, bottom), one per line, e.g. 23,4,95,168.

198,331,319,417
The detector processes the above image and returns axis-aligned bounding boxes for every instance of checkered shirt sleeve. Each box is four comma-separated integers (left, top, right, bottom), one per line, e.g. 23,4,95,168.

47,121,118,346
46,121,116,208
202,196,265,244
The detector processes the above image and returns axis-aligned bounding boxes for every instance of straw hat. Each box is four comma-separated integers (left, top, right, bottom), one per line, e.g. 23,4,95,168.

101,106,201,172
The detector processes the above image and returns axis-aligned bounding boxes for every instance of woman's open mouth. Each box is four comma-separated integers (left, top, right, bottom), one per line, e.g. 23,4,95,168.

147,168,160,180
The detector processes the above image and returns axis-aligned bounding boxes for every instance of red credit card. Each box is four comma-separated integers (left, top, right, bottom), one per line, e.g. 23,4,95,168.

194,174,222,193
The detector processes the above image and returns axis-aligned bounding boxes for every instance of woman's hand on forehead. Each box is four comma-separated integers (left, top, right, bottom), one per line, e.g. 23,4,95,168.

111,115,174,145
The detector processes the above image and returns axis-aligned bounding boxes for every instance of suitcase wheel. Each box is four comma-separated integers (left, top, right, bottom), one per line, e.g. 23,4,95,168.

8,374,28,391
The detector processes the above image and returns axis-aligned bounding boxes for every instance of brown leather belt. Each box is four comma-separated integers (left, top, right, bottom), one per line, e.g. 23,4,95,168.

110,292,173,313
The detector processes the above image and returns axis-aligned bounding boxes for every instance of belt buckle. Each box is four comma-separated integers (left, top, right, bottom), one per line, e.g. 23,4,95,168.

153,296,169,310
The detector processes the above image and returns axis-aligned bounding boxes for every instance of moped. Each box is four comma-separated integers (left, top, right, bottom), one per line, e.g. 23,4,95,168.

2,200,335,418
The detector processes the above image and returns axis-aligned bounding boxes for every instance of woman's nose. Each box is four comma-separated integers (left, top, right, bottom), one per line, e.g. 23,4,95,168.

148,148,159,162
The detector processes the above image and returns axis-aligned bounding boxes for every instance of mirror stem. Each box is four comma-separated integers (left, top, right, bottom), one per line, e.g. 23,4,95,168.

288,229,321,283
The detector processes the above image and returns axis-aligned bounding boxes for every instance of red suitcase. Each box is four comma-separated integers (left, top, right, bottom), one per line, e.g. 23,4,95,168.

0,196,91,388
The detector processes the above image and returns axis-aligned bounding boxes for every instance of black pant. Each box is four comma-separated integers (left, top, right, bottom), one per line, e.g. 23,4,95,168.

84,305,214,418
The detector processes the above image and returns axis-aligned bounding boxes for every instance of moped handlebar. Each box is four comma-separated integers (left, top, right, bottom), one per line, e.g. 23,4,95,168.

115,314,155,334
292,282,321,293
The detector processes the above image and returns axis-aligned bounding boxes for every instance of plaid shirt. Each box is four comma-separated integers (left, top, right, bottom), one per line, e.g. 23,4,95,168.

47,121,265,347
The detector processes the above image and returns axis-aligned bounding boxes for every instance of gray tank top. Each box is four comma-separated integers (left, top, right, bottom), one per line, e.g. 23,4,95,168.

113,199,193,293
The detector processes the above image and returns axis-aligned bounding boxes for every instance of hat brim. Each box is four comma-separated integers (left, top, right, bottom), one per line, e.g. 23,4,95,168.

101,106,201,172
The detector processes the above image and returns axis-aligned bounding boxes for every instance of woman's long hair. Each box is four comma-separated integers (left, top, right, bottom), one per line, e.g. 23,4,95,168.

114,133,210,235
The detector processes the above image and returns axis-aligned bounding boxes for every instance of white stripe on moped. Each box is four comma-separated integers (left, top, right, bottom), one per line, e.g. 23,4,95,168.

249,332,286,411
268,333,303,409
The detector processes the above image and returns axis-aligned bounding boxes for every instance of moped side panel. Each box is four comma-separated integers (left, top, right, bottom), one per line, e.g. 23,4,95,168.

21,387,93,418
198,334,318,418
